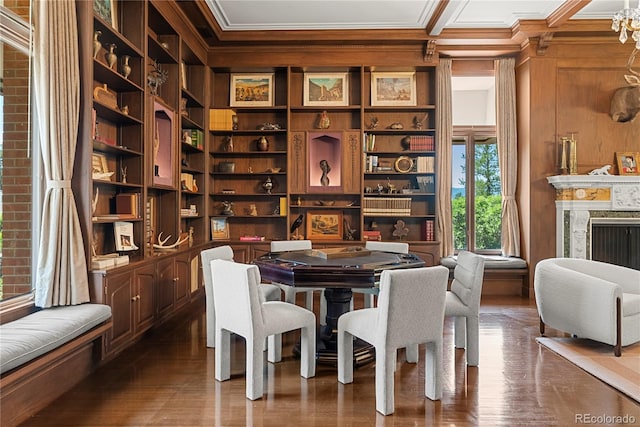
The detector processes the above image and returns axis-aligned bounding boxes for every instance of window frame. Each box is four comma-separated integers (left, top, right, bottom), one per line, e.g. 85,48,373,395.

0,2,38,318
452,125,501,255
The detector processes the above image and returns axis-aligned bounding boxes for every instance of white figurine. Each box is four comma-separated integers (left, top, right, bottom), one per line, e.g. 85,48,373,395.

588,165,611,175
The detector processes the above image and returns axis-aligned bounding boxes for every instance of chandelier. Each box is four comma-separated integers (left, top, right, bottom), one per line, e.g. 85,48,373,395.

612,0,640,48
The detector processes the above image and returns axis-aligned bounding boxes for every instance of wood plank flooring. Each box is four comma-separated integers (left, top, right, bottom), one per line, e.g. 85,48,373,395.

18,295,640,426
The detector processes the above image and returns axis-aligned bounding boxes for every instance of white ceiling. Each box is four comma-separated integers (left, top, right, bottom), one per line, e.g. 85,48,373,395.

204,0,622,33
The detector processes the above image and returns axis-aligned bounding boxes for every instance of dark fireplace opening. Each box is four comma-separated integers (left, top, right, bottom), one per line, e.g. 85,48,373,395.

591,224,640,270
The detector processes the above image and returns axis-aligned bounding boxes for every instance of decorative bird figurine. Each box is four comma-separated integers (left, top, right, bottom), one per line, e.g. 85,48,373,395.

317,110,330,129
290,214,304,234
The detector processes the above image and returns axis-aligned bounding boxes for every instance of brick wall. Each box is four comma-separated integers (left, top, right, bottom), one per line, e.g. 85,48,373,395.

2,0,33,298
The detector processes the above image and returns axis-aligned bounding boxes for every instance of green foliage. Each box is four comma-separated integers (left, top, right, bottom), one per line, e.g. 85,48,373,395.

452,194,502,250
475,144,501,196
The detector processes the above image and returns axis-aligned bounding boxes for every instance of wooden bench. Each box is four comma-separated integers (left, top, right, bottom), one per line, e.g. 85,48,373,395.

0,304,112,427
441,255,529,297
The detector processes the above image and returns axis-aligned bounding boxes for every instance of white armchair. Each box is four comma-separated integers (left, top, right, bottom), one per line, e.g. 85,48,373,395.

534,258,640,356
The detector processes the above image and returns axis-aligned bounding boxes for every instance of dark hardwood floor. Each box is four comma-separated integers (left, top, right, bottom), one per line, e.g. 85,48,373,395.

19,295,640,426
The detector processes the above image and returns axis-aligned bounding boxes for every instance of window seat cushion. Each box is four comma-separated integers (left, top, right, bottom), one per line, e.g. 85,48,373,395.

0,304,112,374
441,254,527,270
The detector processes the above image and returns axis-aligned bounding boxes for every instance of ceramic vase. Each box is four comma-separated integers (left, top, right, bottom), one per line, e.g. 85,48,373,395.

105,44,117,69
257,136,269,151
93,31,102,59
121,55,131,79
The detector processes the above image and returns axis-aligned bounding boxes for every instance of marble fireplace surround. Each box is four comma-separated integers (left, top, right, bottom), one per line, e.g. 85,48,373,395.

547,175,640,259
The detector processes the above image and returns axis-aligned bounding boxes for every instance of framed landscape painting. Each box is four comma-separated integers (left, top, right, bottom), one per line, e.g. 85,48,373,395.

304,73,348,106
306,211,343,240
93,0,117,30
211,217,230,240
230,74,273,107
371,72,416,106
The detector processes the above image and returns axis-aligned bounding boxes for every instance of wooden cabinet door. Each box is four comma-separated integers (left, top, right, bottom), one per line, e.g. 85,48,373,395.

104,270,134,354
174,253,191,309
156,257,175,319
134,264,156,334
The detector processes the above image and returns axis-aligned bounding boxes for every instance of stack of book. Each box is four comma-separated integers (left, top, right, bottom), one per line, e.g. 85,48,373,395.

115,193,141,218
363,197,411,216
407,135,434,151
362,230,382,241
416,176,435,193
415,156,435,173
190,129,204,149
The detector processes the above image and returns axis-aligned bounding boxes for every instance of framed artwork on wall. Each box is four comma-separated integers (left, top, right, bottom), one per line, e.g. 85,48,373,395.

230,74,274,107
93,0,117,30
303,73,349,106
371,72,416,106
616,152,639,175
306,211,343,240
211,217,230,240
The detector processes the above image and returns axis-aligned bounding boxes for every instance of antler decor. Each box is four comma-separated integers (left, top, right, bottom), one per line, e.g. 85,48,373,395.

153,232,189,250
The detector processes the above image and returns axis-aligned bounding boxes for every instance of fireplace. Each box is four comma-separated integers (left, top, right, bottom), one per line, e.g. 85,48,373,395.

547,175,640,270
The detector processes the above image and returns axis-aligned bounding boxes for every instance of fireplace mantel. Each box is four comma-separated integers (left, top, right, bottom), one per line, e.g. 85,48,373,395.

547,175,640,258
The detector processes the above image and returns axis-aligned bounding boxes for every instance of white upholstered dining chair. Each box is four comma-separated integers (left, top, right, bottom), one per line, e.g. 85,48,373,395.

270,240,326,323
200,245,281,348
337,265,449,415
351,241,410,309
210,259,316,400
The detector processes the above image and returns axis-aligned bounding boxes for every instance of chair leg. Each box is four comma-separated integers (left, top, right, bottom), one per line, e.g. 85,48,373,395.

539,317,545,335
215,328,231,382
267,334,282,363
466,315,479,366
299,325,316,378
320,290,327,326
454,316,466,349
246,337,264,400
305,291,314,311
376,346,395,415
424,340,442,401
406,343,419,363
206,298,216,348
615,297,622,357
338,330,354,384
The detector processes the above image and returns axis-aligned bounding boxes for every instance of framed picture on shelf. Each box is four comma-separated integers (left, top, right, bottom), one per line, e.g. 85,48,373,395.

114,221,138,251
93,0,117,30
230,74,274,107
371,72,416,106
303,73,349,106
306,211,343,240
616,152,639,175
211,217,230,240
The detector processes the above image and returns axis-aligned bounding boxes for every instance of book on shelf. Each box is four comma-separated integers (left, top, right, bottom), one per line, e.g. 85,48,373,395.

363,197,412,216
190,129,204,149
239,235,265,241
209,109,235,131
91,253,129,270
114,221,139,251
408,135,434,151
362,230,382,241
416,176,435,193
115,193,140,217
424,219,435,241
279,197,287,216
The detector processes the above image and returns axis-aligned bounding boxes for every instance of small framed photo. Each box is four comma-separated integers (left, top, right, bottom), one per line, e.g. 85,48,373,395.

93,0,117,30
114,221,137,251
230,74,274,107
616,152,639,175
91,153,109,174
371,72,416,106
306,211,343,240
303,73,349,106
211,217,230,240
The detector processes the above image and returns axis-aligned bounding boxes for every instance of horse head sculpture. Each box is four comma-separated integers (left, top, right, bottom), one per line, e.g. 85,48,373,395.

610,48,640,122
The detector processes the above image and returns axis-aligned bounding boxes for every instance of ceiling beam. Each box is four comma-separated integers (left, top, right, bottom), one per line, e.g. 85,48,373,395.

547,0,591,28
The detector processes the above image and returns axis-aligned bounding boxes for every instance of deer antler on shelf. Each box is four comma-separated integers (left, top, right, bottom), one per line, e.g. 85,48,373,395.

153,232,189,250
625,48,640,85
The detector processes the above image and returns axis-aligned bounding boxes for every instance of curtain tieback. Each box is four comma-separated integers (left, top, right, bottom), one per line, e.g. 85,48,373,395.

503,195,515,201
47,179,71,189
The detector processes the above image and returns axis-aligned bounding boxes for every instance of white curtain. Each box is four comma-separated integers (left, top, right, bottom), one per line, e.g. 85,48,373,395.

495,58,521,257
436,58,454,258
34,0,89,307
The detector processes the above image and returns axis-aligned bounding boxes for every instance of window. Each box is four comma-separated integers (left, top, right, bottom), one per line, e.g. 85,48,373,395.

452,128,501,253
1,1,36,303
451,76,501,253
